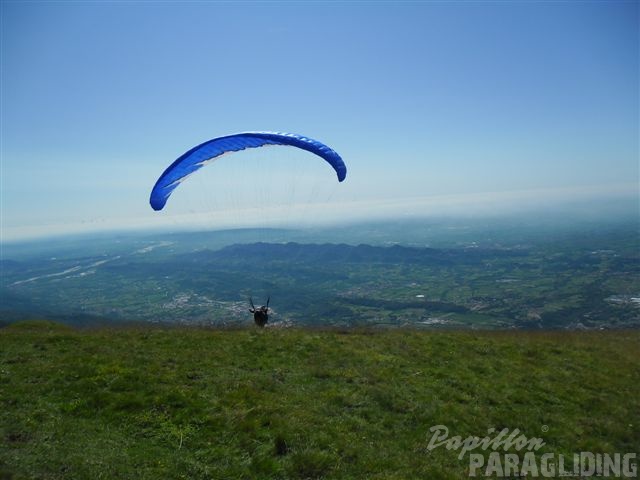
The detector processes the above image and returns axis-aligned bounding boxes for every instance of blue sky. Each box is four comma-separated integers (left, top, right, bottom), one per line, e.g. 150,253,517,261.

1,1,638,239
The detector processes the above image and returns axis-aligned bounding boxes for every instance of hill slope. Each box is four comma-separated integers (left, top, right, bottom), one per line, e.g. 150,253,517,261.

1,322,639,479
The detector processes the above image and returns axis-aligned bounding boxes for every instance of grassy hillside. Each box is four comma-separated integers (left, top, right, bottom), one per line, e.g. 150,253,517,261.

1,321,639,479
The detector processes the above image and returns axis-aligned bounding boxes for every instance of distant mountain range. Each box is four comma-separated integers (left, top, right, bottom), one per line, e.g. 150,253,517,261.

1,222,638,329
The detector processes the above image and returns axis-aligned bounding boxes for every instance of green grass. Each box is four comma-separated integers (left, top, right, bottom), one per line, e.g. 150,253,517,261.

1,321,639,479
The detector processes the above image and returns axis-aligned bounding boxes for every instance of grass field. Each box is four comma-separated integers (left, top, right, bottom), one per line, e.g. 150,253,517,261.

1,321,639,479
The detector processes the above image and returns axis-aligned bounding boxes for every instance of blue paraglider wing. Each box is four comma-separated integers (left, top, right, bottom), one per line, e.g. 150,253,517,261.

150,131,346,211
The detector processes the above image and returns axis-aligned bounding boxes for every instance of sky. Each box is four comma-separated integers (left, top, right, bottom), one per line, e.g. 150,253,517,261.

1,1,638,240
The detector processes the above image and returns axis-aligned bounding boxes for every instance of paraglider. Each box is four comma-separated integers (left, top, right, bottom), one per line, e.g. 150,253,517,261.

149,131,346,327
249,297,270,327
149,131,346,211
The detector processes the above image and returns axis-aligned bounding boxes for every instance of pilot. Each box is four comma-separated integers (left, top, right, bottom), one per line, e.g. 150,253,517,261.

249,297,270,327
